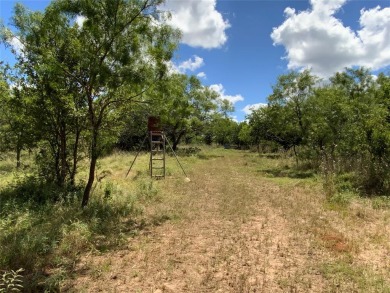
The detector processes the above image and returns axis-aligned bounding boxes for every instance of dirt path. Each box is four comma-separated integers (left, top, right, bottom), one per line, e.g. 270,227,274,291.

66,151,390,292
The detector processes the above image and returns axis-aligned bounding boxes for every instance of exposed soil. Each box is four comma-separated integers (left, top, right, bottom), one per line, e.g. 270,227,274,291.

63,151,390,292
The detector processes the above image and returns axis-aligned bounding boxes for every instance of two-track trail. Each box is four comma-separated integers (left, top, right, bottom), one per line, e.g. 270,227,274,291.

66,150,390,292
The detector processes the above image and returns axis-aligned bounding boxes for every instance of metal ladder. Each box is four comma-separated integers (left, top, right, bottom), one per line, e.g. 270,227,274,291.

149,131,166,178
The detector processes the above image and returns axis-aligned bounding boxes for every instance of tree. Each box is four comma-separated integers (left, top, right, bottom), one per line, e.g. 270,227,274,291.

0,66,36,168
2,3,88,186
237,122,252,149
5,0,180,206
268,70,317,142
153,74,218,150
249,70,317,160
305,86,352,169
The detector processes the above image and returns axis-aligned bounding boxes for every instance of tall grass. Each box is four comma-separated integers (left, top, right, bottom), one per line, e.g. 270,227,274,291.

0,153,160,292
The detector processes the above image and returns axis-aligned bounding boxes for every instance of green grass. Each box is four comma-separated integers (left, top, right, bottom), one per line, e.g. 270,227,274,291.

0,185,143,290
320,260,390,292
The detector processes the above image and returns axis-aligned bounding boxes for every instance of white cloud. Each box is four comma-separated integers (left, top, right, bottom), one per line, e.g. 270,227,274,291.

242,103,267,115
162,0,230,49
75,15,86,28
210,83,244,104
168,55,205,75
177,55,204,72
271,0,390,77
9,36,24,56
197,72,207,79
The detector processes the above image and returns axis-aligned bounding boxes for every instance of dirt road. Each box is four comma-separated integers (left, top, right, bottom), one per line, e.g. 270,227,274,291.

66,150,390,292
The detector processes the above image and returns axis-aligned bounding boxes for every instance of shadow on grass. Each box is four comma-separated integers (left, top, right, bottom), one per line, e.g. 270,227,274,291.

0,176,165,292
257,153,282,159
259,167,315,179
197,153,225,160
168,147,202,157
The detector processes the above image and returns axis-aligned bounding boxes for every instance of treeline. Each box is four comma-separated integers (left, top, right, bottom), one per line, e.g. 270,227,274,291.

247,68,390,195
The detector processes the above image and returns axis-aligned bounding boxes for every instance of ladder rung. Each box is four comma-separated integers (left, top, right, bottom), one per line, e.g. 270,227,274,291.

152,158,164,160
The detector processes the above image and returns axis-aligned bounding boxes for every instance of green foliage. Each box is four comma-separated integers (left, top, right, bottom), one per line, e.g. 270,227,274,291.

2,0,181,206
248,68,390,196
0,175,141,291
209,115,239,146
372,196,390,209
152,74,219,150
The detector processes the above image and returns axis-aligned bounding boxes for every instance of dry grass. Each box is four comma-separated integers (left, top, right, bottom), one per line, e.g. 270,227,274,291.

59,149,390,292
2,147,390,292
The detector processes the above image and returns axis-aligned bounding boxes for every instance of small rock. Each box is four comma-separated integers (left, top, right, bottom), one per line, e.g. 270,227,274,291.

163,283,177,292
214,272,224,280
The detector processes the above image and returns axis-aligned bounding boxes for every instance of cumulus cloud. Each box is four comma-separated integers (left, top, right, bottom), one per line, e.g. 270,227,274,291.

162,0,230,49
197,72,207,79
271,0,390,77
242,103,267,115
177,55,204,72
169,55,205,74
210,84,244,104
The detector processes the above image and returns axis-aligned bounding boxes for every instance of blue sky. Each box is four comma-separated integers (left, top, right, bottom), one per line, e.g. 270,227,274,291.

1,0,390,121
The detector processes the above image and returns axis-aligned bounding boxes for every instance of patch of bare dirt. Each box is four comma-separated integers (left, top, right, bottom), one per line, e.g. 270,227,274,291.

63,151,390,292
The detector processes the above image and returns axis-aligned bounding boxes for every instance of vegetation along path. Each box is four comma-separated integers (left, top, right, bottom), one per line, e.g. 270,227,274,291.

66,149,390,292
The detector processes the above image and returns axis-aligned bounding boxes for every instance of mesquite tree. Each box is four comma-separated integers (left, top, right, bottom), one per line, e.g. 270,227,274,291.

4,0,180,206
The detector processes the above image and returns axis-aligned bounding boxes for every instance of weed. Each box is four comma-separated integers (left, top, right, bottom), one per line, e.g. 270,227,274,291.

136,179,158,201
103,181,115,199
328,192,356,208
372,196,390,209
0,268,24,293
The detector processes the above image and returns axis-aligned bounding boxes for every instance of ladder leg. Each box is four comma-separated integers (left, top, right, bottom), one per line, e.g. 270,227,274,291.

165,136,188,178
125,135,148,178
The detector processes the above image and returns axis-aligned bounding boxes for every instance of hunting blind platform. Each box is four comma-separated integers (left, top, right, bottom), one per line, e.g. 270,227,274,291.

125,117,188,180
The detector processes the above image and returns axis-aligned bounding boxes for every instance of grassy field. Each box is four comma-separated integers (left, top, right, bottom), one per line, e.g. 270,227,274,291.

1,147,390,292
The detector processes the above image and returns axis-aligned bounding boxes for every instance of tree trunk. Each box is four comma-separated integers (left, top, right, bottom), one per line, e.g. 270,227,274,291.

70,128,80,186
293,145,299,166
82,154,97,207
16,144,21,169
172,131,185,151
82,128,98,208
59,121,67,186
172,140,178,151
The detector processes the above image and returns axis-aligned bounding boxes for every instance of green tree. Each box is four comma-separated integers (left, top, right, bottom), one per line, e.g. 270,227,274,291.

153,74,218,150
0,66,36,168
5,0,180,206
249,70,317,160
305,86,352,169
2,3,88,186
268,70,317,142
237,122,252,149
60,0,179,206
